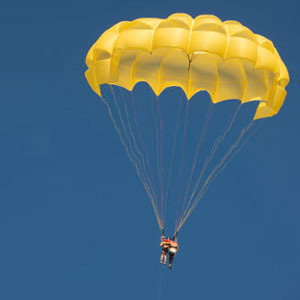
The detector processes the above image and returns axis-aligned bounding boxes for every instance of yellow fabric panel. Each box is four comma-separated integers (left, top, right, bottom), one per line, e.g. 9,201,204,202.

275,48,289,86
190,23,227,56
158,49,189,94
85,69,100,95
194,14,222,24
116,50,140,90
189,52,217,98
242,60,267,102
268,85,287,113
225,27,257,62
214,58,245,102
254,102,276,119
168,13,193,26
133,50,164,94
153,24,190,52
85,13,289,119
114,26,153,52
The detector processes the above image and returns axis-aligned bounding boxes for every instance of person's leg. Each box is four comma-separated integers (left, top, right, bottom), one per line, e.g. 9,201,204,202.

163,253,167,264
161,250,167,264
160,252,164,264
169,254,174,269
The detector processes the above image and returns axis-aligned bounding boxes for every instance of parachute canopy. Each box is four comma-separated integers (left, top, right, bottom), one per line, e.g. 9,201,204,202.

85,13,289,120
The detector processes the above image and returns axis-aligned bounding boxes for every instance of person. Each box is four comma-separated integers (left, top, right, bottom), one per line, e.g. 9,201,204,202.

160,236,170,265
168,236,178,269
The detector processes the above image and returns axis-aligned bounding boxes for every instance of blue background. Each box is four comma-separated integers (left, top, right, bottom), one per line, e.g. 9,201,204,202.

1,0,299,299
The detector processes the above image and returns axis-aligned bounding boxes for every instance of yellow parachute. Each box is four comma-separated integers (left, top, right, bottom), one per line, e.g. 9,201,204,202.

85,14,289,235
85,13,289,120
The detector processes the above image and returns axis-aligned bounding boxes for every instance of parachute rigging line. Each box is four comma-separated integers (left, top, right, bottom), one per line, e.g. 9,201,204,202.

175,102,242,230
175,98,214,231
164,92,183,222
102,87,163,230
176,118,262,233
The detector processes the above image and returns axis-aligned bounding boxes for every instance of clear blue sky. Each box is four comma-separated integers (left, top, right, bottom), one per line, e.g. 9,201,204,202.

1,0,300,299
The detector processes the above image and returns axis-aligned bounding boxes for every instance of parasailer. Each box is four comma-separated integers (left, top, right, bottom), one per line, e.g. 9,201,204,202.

160,234,179,269
168,237,179,270
160,235,170,265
